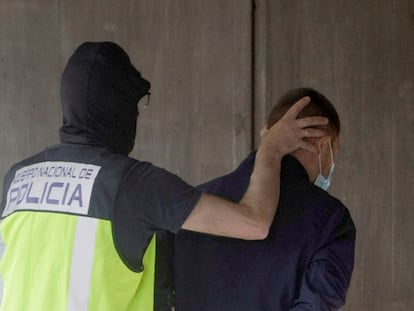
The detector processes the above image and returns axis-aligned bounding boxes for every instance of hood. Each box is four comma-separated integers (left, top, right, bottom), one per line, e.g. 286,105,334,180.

59,41,151,155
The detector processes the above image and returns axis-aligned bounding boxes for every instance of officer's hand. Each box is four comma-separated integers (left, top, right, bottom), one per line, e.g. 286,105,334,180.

260,96,328,156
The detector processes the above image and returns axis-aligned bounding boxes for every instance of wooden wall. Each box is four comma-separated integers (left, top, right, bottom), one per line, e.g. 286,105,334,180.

0,0,252,186
0,1,413,310
254,0,414,310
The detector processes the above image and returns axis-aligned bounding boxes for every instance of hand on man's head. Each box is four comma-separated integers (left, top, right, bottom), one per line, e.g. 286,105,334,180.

260,96,329,156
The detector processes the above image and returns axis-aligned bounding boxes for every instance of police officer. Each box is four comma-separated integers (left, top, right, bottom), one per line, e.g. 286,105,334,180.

0,42,327,311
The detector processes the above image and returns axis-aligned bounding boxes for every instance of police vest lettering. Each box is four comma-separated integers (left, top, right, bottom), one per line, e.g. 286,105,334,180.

3,161,101,217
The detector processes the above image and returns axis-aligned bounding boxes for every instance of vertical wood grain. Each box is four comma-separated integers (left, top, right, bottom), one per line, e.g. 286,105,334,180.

60,0,252,185
1,1,412,310
391,1,414,309
133,0,253,184
0,0,252,188
255,0,414,310
0,0,61,188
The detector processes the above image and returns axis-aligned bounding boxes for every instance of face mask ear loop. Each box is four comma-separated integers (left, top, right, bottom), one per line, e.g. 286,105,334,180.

328,139,334,167
327,139,336,178
318,153,323,176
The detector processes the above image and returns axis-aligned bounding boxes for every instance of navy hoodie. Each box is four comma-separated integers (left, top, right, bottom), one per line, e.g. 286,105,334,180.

174,152,355,311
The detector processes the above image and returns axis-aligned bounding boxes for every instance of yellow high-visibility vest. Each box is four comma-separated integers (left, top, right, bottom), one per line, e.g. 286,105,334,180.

0,211,156,311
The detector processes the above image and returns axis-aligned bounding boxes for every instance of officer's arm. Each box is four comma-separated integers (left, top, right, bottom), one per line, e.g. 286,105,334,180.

182,97,328,240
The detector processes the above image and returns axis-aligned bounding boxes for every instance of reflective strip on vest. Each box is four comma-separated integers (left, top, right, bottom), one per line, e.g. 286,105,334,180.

0,212,157,311
68,217,98,311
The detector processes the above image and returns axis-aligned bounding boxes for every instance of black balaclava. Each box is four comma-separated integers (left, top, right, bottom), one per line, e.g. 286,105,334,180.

59,42,151,155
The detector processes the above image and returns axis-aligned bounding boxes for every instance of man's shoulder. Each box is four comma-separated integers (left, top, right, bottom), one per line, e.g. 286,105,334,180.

282,175,351,221
315,185,347,210
197,169,250,202
197,152,255,200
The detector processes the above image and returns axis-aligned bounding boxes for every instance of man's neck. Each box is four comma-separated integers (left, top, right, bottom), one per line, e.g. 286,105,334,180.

289,150,317,182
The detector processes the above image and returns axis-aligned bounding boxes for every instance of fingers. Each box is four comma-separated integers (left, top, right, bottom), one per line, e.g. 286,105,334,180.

302,128,326,138
282,96,311,120
259,96,331,156
282,96,329,130
296,116,329,128
298,140,319,154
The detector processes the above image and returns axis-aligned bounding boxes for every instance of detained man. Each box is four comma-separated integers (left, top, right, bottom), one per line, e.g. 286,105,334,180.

174,88,356,311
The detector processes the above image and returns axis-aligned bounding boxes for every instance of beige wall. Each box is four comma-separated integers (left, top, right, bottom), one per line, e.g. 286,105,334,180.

254,1,414,310
0,0,252,186
1,1,413,310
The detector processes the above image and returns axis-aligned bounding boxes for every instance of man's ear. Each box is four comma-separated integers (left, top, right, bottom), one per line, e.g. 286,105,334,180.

260,126,268,138
316,136,331,154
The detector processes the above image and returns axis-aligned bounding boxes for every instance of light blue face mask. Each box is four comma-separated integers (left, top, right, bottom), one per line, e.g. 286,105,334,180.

314,140,335,191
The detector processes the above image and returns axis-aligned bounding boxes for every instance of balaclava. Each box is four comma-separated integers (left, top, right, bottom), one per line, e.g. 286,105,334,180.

59,41,151,155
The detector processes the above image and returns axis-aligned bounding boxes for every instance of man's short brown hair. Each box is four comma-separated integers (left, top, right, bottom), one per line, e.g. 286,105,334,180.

267,88,340,137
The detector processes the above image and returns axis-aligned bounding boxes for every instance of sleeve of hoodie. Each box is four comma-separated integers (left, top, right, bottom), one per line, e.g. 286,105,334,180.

289,206,356,311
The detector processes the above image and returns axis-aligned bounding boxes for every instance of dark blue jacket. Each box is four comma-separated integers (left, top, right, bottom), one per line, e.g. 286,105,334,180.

174,153,355,310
